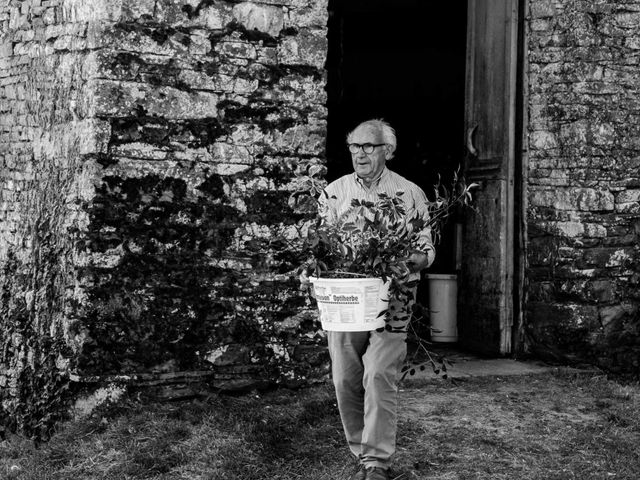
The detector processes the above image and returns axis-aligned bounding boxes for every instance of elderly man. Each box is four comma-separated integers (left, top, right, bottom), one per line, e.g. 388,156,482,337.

319,119,435,480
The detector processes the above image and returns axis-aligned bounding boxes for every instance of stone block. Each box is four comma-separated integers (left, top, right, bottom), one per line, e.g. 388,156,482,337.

61,0,122,23
292,344,328,366
286,0,328,29
111,142,169,160
232,2,285,38
177,69,218,91
91,80,219,120
577,247,627,268
614,11,640,29
271,124,324,155
588,279,616,303
625,36,640,50
615,202,640,214
526,301,598,354
42,6,56,24
8,7,26,30
529,187,614,212
599,304,637,330
530,0,556,19
276,76,326,104
231,76,259,94
53,35,87,51
576,188,615,211
192,3,233,30
591,122,617,146
210,142,254,165
604,248,633,268
205,344,251,366
0,40,12,57
558,278,590,301
121,0,155,20
528,281,555,302
100,26,180,56
530,19,551,32
188,32,211,55
530,130,558,150
277,29,327,69
559,121,588,145
216,39,258,60
616,189,640,204
584,223,607,238
539,221,584,237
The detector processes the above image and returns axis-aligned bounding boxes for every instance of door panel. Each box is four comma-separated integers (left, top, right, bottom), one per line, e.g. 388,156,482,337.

460,0,518,354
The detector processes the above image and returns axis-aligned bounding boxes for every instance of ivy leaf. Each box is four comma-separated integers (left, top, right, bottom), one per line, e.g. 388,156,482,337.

342,222,357,231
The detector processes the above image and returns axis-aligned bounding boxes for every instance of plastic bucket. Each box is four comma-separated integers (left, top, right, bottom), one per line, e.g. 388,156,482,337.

425,273,458,342
309,276,390,331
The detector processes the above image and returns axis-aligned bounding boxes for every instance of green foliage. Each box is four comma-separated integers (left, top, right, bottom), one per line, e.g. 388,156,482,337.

298,170,476,283
292,166,477,378
81,174,275,373
0,209,78,442
304,192,430,281
76,170,324,392
0,70,86,440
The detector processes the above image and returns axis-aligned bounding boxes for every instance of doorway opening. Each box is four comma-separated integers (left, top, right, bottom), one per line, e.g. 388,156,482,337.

326,0,468,274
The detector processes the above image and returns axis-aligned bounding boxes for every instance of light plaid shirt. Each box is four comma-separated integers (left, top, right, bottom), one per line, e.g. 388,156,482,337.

319,167,435,279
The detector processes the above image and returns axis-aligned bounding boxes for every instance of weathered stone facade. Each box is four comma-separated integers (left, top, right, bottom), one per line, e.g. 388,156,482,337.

2,0,640,440
1,0,328,438
526,0,640,372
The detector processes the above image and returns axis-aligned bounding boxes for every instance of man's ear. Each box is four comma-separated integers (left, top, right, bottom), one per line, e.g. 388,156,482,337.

384,145,394,160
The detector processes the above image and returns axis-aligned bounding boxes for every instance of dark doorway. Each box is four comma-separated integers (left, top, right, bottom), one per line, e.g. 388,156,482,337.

326,0,468,274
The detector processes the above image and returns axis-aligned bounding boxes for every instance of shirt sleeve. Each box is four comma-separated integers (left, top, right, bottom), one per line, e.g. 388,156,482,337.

411,187,436,268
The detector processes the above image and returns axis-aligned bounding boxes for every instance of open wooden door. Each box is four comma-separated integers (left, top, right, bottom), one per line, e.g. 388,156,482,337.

459,0,519,355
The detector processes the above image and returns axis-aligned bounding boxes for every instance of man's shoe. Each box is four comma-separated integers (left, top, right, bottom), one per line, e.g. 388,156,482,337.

364,467,390,480
349,464,366,480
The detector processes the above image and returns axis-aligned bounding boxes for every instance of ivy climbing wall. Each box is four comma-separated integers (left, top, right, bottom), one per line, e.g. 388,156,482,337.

0,0,108,440
1,0,328,439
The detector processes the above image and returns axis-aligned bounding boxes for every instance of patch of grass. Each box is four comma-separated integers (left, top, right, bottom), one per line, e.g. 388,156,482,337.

1,371,639,480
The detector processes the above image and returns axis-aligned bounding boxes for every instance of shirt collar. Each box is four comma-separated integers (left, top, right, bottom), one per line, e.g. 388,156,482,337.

353,167,388,189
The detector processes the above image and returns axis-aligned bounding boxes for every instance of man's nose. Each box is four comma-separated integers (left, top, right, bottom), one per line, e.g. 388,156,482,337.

354,148,367,158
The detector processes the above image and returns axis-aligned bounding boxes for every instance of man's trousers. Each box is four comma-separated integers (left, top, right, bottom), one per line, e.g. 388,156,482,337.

327,289,413,470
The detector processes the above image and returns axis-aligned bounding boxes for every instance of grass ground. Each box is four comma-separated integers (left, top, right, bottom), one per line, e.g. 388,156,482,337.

1,369,639,480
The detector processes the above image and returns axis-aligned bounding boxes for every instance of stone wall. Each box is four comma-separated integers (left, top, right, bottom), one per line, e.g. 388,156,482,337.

1,0,328,439
0,0,104,439
526,0,640,373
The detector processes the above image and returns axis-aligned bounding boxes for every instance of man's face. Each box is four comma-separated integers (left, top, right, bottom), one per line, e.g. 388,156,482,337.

349,125,390,183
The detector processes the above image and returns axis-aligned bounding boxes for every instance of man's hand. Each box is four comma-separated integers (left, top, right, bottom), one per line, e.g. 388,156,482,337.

298,268,316,297
394,252,431,280
405,252,431,273
299,269,311,291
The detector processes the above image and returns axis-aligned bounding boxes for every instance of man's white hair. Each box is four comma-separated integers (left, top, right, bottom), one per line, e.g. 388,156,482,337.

346,119,397,159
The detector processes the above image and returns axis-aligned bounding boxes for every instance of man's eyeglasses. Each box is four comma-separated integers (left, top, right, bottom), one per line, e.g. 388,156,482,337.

347,143,386,154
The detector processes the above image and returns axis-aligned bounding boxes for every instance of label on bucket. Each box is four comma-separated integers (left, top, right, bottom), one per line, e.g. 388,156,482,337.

310,277,389,332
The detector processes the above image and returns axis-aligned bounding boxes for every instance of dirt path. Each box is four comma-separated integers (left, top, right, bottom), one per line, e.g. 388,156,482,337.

1,369,638,480
391,372,640,479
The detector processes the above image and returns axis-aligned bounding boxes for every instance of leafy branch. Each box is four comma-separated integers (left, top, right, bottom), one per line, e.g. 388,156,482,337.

294,168,477,284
